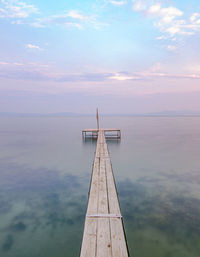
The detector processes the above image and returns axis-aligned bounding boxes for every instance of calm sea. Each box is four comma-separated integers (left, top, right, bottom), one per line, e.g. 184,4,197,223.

0,116,200,257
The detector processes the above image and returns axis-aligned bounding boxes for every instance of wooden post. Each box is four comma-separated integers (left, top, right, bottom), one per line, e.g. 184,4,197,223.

96,108,100,131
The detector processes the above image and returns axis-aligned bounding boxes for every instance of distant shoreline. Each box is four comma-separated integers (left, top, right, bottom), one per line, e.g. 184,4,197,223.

1,112,200,117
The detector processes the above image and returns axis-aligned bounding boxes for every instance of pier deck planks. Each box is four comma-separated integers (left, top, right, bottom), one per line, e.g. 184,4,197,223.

80,130,128,257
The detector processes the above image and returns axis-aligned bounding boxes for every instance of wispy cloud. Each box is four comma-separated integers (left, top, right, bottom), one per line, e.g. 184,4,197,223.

67,10,87,20
0,60,200,83
0,2,107,30
31,10,107,30
167,45,177,51
132,0,200,38
0,0,38,18
148,4,183,24
132,0,147,11
190,13,200,23
0,61,9,65
25,44,42,50
109,73,139,81
109,1,127,6
0,61,49,69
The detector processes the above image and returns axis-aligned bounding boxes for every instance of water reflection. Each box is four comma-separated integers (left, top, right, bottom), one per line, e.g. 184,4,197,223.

2,235,14,252
0,160,88,257
82,136,97,145
82,136,121,145
118,179,200,257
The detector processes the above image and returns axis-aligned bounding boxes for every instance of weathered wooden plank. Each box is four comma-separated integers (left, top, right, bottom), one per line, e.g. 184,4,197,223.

105,158,121,215
96,218,112,257
87,157,99,214
98,146,108,214
110,218,128,257
80,218,97,257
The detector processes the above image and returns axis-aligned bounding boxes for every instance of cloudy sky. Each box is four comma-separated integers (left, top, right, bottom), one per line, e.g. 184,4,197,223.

0,0,200,114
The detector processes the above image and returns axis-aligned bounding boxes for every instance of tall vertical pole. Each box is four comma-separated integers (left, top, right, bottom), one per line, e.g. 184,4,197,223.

96,108,100,131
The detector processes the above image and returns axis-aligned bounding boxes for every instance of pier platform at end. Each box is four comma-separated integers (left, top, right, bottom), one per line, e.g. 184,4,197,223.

82,128,121,139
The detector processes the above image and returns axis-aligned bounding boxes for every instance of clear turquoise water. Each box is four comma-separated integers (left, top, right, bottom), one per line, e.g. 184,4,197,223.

0,116,200,257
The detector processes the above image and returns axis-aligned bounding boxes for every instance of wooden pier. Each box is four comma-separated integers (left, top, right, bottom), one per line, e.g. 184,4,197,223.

80,129,129,257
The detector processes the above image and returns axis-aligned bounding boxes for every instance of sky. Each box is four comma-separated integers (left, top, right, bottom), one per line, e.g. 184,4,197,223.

0,0,200,114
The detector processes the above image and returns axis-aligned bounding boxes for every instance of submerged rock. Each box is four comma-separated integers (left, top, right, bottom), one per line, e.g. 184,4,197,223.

2,234,14,251
11,221,26,232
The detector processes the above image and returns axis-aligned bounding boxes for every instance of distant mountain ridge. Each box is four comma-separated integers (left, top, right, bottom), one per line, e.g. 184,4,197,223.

0,112,85,117
1,111,200,117
138,111,200,116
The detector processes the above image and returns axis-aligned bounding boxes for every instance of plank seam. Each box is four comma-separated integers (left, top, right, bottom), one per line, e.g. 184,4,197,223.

95,155,100,257
105,157,114,257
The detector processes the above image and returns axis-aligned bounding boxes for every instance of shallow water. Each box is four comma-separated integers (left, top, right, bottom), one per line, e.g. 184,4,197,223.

0,116,200,257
